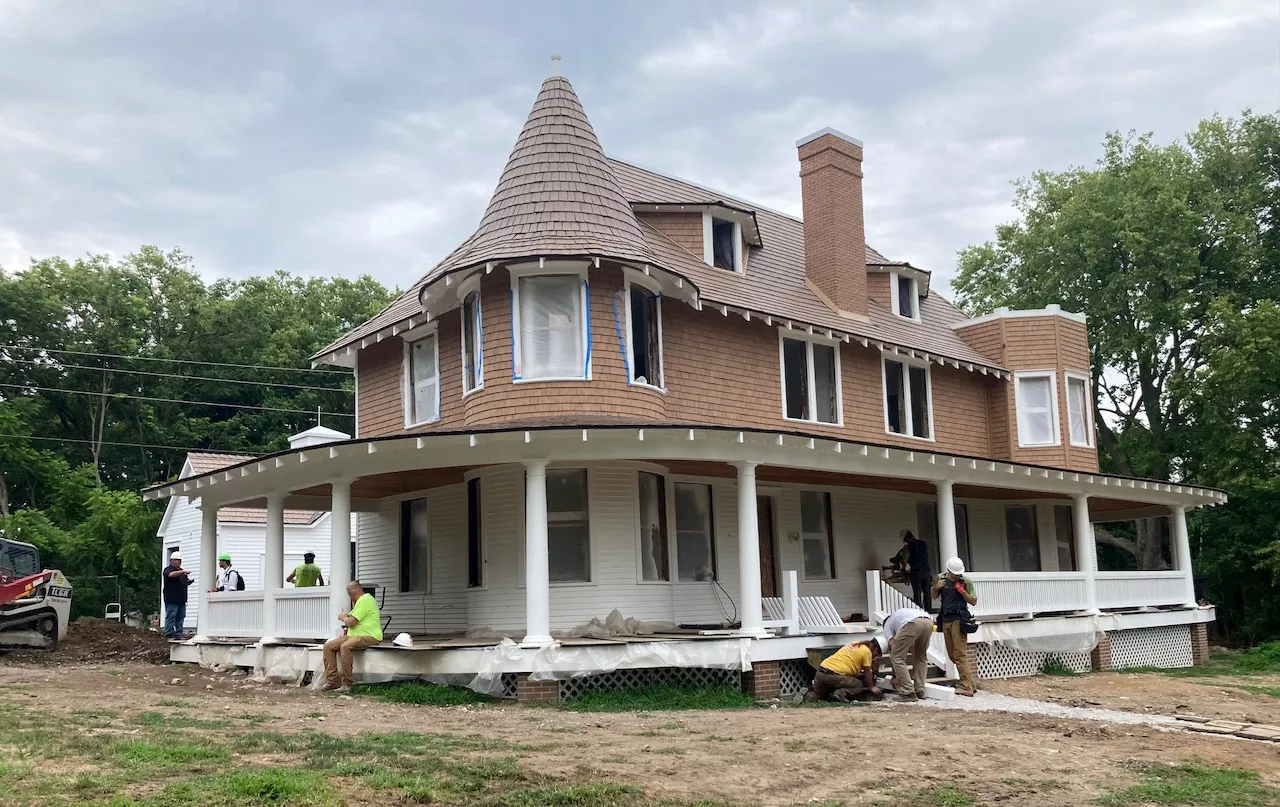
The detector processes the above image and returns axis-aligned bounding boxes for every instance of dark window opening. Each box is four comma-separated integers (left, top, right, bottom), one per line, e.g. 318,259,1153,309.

1055,505,1076,571
638,472,669,582
1005,505,1042,572
468,477,483,588
909,365,930,438
782,338,809,420
897,275,916,318
462,292,482,393
399,498,429,592
712,219,736,270
885,360,906,433
629,286,662,387
813,343,837,423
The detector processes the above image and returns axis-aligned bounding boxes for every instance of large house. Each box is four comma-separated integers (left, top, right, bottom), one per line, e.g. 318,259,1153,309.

144,64,1222,701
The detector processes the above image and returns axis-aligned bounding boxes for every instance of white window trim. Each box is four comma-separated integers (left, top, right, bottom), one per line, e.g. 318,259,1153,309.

401,324,440,429
633,469,674,586
515,464,598,588
623,274,665,393
778,330,844,427
702,212,743,273
459,277,483,397
890,272,921,322
1063,370,1094,448
671,477,718,584
509,263,592,383
880,353,935,442
1014,370,1061,448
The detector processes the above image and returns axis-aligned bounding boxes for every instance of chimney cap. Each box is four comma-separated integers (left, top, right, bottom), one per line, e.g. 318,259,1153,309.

796,127,863,149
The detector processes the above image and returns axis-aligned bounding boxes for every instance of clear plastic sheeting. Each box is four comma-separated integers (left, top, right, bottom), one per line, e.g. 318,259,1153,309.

526,637,750,683
255,645,312,686
981,616,1103,654
555,609,680,640
192,643,244,673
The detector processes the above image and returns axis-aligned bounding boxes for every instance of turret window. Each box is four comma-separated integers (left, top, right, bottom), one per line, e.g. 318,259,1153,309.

510,266,590,382
626,280,663,389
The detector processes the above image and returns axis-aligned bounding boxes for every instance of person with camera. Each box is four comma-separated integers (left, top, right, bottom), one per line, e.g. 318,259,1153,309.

933,557,979,696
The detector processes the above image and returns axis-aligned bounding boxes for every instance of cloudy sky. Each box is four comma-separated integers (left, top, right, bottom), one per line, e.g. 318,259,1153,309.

1,1,1276,296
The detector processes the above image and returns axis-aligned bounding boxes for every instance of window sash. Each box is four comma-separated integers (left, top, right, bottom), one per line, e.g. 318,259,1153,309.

1054,505,1076,571
638,472,669,582
517,275,585,380
1066,375,1090,446
546,469,590,582
462,292,482,393
885,359,930,438
408,336,439,425
711,219,735,270
800,491,836,579
1005,505,1041,572
674,482,716,582
467,478,482,588
628,286,663,387
896,275,916,318
400,497,430,592
1016,375,1056,446
783,337,839,424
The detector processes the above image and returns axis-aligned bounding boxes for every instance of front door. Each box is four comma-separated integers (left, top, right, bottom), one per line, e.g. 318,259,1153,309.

757,495,778,598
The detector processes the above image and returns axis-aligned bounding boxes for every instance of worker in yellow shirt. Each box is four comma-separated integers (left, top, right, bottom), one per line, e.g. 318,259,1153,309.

319,581,382,693
804,636,886,702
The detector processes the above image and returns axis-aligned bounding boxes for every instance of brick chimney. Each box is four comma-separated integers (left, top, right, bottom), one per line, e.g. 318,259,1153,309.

797,128,868,321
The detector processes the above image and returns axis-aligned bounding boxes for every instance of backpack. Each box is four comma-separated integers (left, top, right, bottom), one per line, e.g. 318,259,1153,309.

228,568,245,591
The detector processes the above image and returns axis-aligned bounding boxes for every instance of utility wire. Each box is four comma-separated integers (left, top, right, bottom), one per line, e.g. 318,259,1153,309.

6,357,352,393
1,345,350,375
0,383,353,418
0,432,254,455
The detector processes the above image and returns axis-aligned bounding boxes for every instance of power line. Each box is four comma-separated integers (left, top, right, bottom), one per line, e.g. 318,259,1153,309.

7,357,352,394
0,383,353,418
1,345,350,375
0,432,255,455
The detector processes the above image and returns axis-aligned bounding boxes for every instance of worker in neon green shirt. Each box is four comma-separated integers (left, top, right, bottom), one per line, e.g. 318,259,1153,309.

287,552,324,587
320,581,382,692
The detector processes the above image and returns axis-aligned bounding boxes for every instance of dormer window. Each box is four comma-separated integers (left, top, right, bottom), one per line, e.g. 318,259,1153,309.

702,213,743,272
891,272,919,321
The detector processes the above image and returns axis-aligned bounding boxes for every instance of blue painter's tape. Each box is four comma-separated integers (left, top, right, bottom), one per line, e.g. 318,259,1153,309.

582,278,592,378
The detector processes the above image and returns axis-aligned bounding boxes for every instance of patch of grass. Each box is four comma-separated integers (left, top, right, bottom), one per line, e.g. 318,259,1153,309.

660,721,685,730
562,685,755,712
133,710,222,729
1119,641,1280,678
783,739,808,752
238,712,279,725
916,785,974,807
1209,683,1280,698
1098,761,1280,806
655,747,685,756
548,726,581,734
352,680,491,706
155,698,194,708
306,711,324,718
114,739,230,768
703,735,735,742
487,782,645,806
1041,656,1079,676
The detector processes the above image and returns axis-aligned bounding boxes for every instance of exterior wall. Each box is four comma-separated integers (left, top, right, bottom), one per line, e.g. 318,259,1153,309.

641,212,702,258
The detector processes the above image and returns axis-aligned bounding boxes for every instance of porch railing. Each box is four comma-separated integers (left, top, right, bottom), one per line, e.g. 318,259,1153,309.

964,572,1088,618
1096,571,1187,610
204,591,265,638
276,588,336,639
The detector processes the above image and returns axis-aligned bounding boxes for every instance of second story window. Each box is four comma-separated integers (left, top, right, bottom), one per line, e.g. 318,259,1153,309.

461,291,482,394
512,270,588,381
702,213,742,272
627,282,663,388
883,357,931,439
404,333,439,427
1065,372,1093,447
1015,371,1059,447
891,273,919,320
781,334,840,425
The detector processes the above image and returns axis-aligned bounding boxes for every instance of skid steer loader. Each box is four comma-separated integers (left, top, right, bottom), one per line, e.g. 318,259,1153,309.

0,534,72,650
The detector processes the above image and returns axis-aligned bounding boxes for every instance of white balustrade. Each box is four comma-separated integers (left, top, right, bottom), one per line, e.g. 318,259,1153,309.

963,572,1088,618
204,591,265,638
1096,571,1188,611
275,588,337,640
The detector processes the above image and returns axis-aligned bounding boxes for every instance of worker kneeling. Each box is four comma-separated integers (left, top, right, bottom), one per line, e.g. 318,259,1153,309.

320,581,382,693
804,637,886,703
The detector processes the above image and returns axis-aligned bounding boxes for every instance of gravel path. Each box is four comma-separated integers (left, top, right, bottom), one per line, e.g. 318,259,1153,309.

916,691,1180,726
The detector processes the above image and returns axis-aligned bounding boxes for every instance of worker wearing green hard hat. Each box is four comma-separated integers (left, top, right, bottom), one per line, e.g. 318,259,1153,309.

214,553,243,592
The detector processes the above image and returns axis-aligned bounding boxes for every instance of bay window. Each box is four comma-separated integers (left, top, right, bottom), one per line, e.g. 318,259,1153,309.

1015,371,1059,447
512,270,588,381
883,357,931,439
781,334,840,424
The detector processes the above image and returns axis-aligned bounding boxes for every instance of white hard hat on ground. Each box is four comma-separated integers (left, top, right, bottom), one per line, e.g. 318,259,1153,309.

946,557,965,575
392,632,413,648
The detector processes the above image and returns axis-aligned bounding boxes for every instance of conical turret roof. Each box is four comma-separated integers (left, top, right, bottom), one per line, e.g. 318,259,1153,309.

430,71,655,277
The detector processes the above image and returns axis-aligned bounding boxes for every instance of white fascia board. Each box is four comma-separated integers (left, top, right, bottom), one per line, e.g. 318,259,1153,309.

952,305,1087,330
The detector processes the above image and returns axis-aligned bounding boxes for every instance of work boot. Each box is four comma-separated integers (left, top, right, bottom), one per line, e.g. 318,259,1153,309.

893,692,919,702
334,685,352,694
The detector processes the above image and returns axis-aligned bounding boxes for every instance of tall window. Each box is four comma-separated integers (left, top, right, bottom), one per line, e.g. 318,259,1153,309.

462,291,483,394
892,273,919,320
1015,372,1059,447
1005,504,1041,572
1065,372,1092,447
915,501,972,572
399,497,430,592
781,335,839,424
674,482,716,581
405,335,439,426
883,358,931,439
546,469,590,582
467,478,483,588
637,472,669,582
703,213,742,271
514,274,587,380
1054,505,1076,571
628,284,663,388
800,491,836,579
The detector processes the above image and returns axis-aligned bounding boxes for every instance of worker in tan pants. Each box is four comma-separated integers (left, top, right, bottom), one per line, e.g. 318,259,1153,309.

933,557,979,696
883,606,934,700
320,581,383,693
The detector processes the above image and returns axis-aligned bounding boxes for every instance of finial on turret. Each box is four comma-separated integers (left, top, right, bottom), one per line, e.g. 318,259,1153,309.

549,52,563,77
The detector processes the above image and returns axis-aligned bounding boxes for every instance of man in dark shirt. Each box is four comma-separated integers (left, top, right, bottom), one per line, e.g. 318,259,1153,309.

162,552,194,638
901,530,933,610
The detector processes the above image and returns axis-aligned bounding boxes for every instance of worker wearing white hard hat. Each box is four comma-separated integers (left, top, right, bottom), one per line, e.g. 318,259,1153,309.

933,556,979,696
804,637,885,703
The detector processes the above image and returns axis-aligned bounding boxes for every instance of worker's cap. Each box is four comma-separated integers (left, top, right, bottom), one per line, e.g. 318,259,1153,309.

303,552,315,561
169,552,182,561
218,553,231,562
946,557,965,575
872,635,889,654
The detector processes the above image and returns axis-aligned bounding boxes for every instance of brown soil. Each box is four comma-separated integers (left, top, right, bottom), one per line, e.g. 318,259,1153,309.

0,662,1277,806
0,617,171,666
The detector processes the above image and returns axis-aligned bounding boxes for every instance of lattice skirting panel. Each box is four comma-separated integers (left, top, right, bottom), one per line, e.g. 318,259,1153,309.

973,643,1092,679
500,673,518,700
1108,625,1193,670
558,667,742,702
779,659,814,697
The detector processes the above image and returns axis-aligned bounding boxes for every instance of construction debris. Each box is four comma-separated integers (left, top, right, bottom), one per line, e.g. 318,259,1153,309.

0,617,171,666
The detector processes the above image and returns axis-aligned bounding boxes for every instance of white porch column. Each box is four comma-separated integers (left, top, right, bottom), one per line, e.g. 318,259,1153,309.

936,480,958,565
522,460,552,647
261,492,285,644
329,479,353,637
1171,505,1197,607
735,461,767,638
1072,493,1099,614
193,502,218,641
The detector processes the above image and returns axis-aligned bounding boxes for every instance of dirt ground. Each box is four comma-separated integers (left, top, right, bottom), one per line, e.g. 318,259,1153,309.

2,660,1278,806
0,617,171,666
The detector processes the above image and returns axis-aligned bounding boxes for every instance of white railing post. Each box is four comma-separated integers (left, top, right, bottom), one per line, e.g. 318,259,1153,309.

866,570,881,620
936,480,958,564
193,502,218,641
329,478,353,638
261,492,285,644
1073,494,1099,614
780,569,800,636
522,460,553,647
734,461,767,637
1171,505,1197,607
